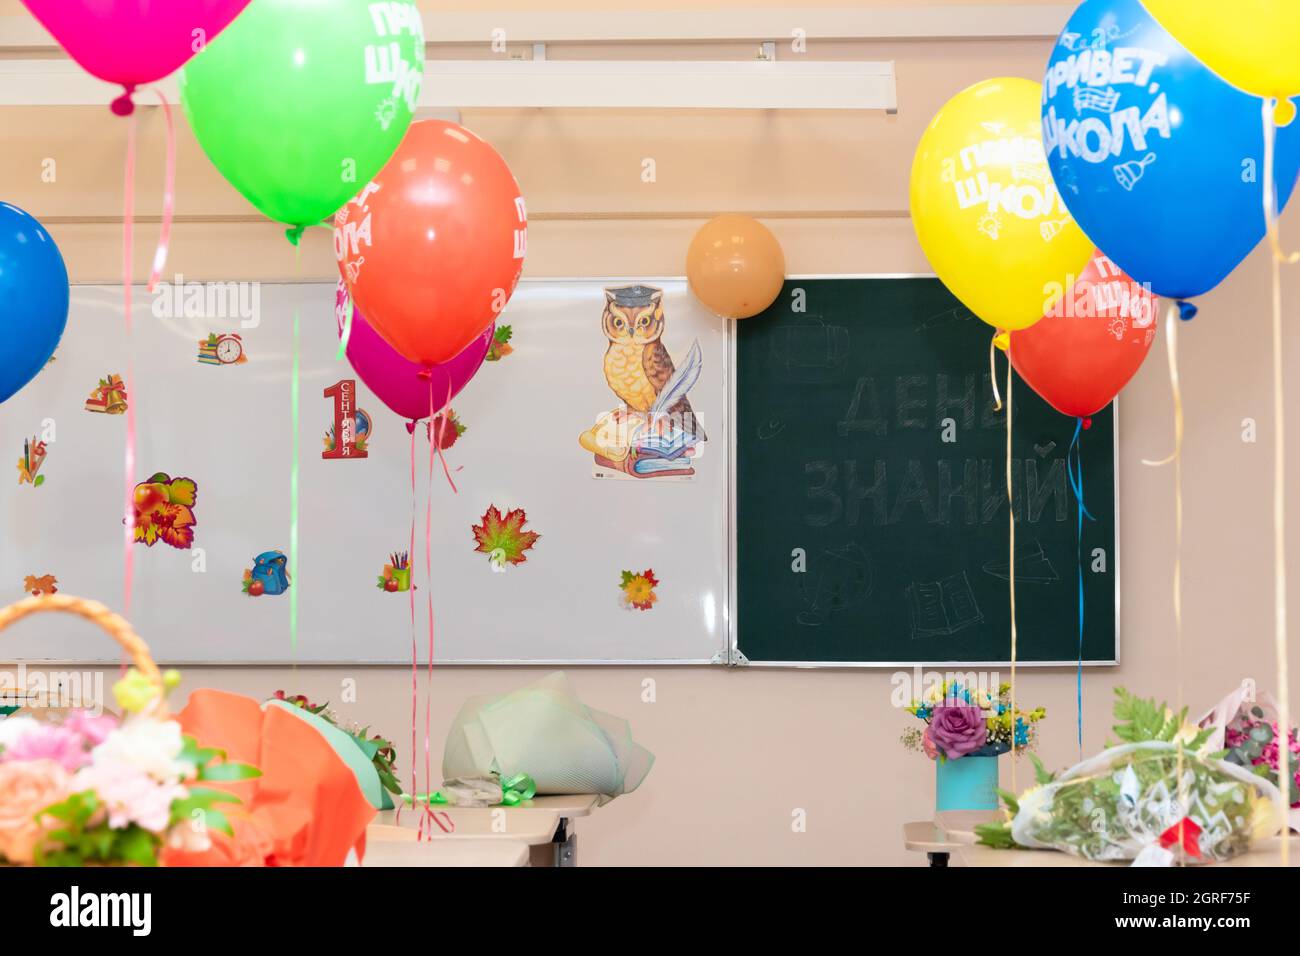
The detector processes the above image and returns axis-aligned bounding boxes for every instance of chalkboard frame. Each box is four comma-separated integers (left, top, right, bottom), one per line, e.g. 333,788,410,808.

726,274,1121,669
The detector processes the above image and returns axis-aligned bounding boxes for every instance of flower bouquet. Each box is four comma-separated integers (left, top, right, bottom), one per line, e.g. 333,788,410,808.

0,595,259,866
901,680,1045,811
1198,682,1299,829
270,690,401,807
974,688,1283,865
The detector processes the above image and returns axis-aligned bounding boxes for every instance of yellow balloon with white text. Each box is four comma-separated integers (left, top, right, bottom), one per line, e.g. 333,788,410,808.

909,77,1093,332
1143,0,1300,125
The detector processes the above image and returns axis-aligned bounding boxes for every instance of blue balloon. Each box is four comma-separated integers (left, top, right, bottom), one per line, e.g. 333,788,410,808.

0,202,68,404
1042,0,1300,300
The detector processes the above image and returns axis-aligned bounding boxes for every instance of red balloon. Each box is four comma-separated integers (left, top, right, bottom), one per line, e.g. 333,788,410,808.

1010,251,1158,419
334,120,526,366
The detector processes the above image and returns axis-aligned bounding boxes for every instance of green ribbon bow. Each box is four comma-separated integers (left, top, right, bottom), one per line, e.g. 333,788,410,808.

402,772,537,808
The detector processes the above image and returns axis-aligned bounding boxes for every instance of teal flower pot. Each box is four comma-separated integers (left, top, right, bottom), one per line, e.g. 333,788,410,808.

935,754,999,812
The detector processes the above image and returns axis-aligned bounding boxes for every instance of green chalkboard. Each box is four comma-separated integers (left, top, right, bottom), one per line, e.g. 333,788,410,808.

734,278,1117,665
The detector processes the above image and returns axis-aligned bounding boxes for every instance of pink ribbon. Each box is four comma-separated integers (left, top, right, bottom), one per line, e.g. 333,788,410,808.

121,110,138,640
145,90,175,294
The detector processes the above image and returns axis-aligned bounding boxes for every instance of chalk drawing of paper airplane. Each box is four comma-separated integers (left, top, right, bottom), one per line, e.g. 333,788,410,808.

905,572,982,639
914,305,975,333
982,539,1060,584
770,322,850,384
798,543,872,626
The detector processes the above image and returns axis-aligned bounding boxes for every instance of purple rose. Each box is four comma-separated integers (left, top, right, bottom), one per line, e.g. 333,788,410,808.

928,705,987,760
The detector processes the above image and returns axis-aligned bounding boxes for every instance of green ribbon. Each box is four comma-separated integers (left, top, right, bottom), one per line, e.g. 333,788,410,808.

401,773,537,808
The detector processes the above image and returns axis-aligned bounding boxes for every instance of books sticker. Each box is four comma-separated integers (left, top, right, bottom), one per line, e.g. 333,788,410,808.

578,285,707,481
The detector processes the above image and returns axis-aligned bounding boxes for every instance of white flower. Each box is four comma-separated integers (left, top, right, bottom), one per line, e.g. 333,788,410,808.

91,717,191,782
73,758,187,832
0,716,40,751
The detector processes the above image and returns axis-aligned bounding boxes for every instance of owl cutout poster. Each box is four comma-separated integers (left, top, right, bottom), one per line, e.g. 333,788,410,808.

579,285,707,480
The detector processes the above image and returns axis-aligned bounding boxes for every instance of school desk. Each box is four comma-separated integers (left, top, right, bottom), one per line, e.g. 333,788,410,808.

378,795,601,866
375,806,562,859
362,839,530,868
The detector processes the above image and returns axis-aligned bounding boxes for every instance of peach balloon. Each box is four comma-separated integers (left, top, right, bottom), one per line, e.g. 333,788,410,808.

686,215,785,319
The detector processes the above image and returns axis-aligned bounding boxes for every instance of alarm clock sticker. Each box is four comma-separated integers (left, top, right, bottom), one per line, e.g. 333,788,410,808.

197,332,247,366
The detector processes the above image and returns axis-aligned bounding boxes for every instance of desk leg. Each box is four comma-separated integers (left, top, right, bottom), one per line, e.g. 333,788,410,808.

926,852,949,868
553,818,578,867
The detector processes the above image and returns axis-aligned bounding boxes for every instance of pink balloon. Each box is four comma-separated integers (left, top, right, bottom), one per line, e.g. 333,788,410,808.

21,1,252,115
335,282,491,427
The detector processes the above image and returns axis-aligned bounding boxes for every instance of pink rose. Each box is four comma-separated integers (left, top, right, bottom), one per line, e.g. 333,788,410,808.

1,723,87,772
928,705,989,760
65,710,118,747
0,759,71,864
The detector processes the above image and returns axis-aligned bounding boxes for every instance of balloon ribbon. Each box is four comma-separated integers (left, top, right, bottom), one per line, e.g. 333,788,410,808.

1263,97,1292,862
1142,298,1186,865
1065,417,1096,760
1003,346,1017,795
121,109,138,638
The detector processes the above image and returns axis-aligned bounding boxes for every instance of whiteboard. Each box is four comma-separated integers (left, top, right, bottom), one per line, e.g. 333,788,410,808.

0,280,728,664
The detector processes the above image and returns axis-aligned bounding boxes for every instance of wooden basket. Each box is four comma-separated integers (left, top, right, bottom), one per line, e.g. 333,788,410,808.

0,595,164,714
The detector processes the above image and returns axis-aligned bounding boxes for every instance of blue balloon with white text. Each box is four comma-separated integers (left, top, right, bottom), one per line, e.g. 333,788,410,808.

1042,0,1300,299
0,202,68,405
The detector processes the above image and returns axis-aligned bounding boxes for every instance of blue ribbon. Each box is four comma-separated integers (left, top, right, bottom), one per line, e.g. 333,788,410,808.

1065,417,1096,759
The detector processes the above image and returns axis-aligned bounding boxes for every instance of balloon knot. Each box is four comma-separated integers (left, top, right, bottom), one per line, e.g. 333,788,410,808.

110,87,136,117
405,420,417,435
1176,300,1197,321
416,368,433,380
285,225,305,246
1081,417,1093,431
992,332,1010,352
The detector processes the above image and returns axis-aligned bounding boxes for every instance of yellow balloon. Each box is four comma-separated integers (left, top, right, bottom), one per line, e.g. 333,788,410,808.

1144,0,1300,124
909,77,1093,332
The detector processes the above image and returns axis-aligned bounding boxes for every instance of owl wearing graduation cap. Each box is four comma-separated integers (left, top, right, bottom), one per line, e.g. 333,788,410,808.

600,285,706,439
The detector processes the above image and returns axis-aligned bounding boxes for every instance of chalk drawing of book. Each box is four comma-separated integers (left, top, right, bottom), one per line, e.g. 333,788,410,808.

982,539,1060,584
770,323,850,384
797,544,872,626
905,572,982,639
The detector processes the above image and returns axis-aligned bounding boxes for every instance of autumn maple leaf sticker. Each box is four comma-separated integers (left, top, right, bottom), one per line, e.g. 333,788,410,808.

472,505,539,567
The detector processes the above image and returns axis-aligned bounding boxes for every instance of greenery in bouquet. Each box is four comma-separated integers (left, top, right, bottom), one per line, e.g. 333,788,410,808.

271,690,401,797
0,669,260,866
901,680,1045,761
1223,706,1300,808
974,688,1275,861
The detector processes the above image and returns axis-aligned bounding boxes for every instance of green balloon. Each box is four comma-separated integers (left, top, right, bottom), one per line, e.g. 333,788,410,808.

180,0,424,231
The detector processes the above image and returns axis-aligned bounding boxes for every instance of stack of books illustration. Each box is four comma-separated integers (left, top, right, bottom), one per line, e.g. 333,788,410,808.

592,341,705,479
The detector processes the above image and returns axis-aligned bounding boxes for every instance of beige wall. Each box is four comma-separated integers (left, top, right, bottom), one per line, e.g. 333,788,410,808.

2,13,1297,865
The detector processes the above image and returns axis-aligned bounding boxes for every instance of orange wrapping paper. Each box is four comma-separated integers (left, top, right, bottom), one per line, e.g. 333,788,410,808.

161,689,375,867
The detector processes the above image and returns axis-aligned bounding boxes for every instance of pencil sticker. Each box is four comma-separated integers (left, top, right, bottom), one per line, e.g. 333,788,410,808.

377,551,412,592
17,436,47,486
